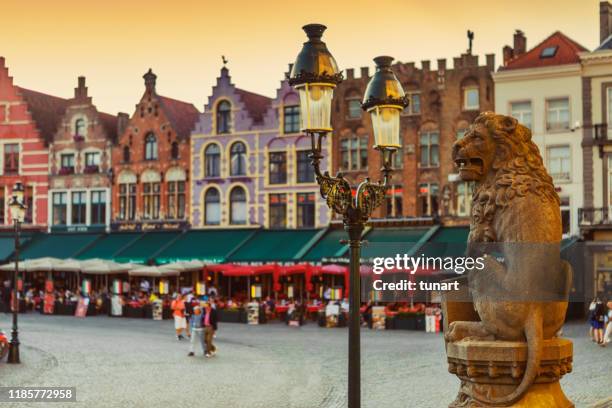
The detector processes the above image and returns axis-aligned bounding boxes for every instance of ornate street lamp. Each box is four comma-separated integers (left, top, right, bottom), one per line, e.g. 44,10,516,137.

289,24,407,408
7,181,26,364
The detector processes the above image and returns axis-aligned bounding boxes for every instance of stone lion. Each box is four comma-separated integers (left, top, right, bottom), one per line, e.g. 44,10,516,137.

446,112,572,406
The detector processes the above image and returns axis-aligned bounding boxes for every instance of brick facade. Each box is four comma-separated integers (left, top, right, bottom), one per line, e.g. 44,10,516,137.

110,70,199,231
0,57,68,230
48,77,124,232
331,52,495,223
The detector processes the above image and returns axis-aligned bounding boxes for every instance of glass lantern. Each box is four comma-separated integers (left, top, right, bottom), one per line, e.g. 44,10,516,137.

368,105,402,149
362,56,408,150
295,82,335,132
289,24,343,134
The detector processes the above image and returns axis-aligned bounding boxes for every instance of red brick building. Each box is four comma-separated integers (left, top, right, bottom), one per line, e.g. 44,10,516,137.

331,51,495,224
110,69,199,231
49,76,125,232
0,57,68,230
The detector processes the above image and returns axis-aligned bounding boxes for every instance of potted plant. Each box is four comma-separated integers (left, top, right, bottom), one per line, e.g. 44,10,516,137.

84,165,99,174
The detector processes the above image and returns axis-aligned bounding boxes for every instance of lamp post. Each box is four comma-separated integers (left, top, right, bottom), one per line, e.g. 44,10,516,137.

7,181,26,364
289,24,407,408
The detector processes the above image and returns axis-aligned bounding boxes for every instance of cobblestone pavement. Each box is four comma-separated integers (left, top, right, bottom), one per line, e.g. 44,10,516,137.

0,314,609,408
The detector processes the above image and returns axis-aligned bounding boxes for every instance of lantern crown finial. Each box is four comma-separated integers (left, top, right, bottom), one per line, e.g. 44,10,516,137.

302,24,326,41
373,56,394,69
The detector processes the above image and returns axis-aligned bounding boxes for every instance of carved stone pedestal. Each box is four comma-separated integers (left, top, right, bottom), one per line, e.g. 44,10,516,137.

446,338,573,408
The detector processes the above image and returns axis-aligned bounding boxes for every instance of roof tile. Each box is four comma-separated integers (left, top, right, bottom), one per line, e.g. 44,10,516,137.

16,87,69,144
501,31,588,70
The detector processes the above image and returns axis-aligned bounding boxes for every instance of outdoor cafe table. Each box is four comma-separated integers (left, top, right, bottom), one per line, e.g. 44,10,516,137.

306,304,322,320
275,305,289,320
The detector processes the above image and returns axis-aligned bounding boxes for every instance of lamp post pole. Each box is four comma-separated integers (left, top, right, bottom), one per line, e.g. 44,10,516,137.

346,220,363,408
7,217,21,364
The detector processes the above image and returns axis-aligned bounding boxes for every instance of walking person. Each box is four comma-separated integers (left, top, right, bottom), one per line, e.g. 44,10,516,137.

171,294,188,340
188,306,205,356
603,300,612,347
203,301,218,358
592,298,606,346
588,297,597,342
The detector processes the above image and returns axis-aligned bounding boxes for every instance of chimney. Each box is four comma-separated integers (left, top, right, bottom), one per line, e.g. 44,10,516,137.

601,1,612,43
360,67,369,78
143,68,157,94
513,30,526,56
486,54,495,70
117,112,129,136
502,45,514,65
346,68,354,79
421,60,430,71
74,76,88,99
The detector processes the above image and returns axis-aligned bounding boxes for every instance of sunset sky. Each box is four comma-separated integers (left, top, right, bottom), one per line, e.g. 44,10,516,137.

0,0,600,115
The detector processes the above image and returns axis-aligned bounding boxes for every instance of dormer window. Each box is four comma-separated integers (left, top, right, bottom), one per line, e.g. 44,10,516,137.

216,100,231,134
540,46,558,58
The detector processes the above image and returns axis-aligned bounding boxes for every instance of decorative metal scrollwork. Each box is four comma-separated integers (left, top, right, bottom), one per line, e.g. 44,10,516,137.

308,132,394,225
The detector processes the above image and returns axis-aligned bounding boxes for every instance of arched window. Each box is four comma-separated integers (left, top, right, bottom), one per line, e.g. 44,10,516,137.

230,142,247,176
144,133,158,160
123,146,130,163
171,141,179,160
75,119,86,137
229,186,247,225
216,100,231,134
204,144,220,177
204,188,221,225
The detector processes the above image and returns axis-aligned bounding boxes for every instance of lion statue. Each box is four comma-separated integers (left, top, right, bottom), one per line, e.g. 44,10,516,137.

445,112,572,406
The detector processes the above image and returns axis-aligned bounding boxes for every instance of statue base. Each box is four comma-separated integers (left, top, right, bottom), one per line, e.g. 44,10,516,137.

446,337,573,408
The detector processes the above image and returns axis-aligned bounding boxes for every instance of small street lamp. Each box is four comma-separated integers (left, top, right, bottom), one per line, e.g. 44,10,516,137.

7,181,26,364
289,24,407,408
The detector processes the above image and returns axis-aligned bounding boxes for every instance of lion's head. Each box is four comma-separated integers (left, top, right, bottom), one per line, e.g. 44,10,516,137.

452,112,559,207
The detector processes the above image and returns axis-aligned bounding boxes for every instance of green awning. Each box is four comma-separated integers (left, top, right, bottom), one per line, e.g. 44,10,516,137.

0,236,31,261
20,233,101,260
76,233,143,260
228,229,322,263
360,227,432,261
301,228,347,262
113,232,182,264
155,229,257,264
418,227,470,259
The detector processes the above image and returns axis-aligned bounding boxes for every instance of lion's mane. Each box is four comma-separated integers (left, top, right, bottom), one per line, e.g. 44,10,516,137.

469,112,560,242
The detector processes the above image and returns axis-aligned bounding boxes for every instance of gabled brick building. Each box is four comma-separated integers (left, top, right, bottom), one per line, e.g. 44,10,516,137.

331,51,495,224
110,69,199,231
190,66,331,229
48,76,126,232
0,57,68,230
